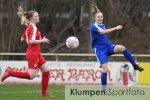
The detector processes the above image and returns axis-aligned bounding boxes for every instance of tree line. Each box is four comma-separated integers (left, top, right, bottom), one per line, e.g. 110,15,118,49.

0,0,149,60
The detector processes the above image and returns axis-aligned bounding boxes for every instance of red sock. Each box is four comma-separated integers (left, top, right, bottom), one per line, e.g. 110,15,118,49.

41,71,50,94
10,71,30,79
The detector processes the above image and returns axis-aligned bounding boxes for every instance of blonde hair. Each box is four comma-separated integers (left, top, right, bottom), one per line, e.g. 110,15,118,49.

90,3,101,15
17,7,33,26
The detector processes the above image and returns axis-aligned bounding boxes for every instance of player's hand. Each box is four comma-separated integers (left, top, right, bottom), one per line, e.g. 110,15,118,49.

21,37,26,42
115,25,122,30
41,36,50,43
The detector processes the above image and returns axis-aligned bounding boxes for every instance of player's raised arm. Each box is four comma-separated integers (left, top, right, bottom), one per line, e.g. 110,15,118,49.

98,25,122,34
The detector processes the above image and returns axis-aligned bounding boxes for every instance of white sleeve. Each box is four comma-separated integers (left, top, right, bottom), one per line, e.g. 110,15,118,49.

31,24,37,40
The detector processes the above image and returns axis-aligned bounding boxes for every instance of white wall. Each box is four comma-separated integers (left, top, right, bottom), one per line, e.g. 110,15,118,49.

0,61,138,85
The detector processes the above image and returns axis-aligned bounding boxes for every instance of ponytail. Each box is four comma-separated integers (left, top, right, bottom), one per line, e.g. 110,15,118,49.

17,6,30,26
90,3,100,15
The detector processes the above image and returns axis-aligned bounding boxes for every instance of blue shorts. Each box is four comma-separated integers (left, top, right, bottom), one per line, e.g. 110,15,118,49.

95,44,116,65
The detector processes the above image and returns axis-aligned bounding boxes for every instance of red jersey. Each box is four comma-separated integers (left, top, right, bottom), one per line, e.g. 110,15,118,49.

22,23,41,56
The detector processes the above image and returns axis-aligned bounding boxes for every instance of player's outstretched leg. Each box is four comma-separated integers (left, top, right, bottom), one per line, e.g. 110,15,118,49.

1,67,11,82
1,67,30,82
122,49,144,71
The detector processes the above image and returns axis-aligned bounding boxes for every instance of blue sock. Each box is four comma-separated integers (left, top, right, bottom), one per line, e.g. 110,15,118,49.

123,49,137,66
101,72,107,91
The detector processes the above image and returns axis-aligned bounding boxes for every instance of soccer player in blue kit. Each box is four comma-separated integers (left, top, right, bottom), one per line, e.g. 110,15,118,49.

90,3,144,92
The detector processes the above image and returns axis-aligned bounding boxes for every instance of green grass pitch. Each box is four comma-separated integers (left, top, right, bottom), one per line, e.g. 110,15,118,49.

0,85,64,100
0,85,150,100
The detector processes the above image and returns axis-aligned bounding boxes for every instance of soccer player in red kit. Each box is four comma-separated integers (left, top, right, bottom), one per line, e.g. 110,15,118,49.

1,7,52,97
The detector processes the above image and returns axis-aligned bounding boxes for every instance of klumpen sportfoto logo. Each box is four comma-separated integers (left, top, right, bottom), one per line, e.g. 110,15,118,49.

65,85,149,100
69,87,145,97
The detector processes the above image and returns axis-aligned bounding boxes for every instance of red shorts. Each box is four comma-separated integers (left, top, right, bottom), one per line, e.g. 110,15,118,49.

26,54,46,69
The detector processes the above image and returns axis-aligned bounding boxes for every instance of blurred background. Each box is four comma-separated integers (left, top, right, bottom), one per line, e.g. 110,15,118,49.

0,0,150,60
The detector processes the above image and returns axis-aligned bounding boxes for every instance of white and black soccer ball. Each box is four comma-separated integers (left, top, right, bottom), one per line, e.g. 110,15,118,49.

66,36,79,48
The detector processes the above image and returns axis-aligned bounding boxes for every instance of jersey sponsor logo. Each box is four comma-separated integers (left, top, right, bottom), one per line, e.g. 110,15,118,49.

34,64,37,68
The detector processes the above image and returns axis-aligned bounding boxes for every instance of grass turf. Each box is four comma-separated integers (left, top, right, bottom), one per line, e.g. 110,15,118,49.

0,85,64,100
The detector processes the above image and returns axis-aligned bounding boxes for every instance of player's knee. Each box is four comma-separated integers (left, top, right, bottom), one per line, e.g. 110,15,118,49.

119,45,126,52
30,76,34,80
28,69,39,80
121,46,126,52
101,64,108,73
29,74,36,80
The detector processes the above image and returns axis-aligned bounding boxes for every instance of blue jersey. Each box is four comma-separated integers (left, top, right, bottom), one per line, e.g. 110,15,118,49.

90,23,111,48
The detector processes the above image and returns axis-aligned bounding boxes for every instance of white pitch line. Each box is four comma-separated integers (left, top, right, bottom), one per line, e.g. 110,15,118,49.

0,91,41,94
0,90,65,94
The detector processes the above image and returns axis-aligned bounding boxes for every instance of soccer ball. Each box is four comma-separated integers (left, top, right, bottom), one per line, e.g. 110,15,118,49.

66,36,79,48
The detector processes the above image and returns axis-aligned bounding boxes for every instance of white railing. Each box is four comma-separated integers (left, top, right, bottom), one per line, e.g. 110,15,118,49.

0,53,150,57
0,53,150,61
